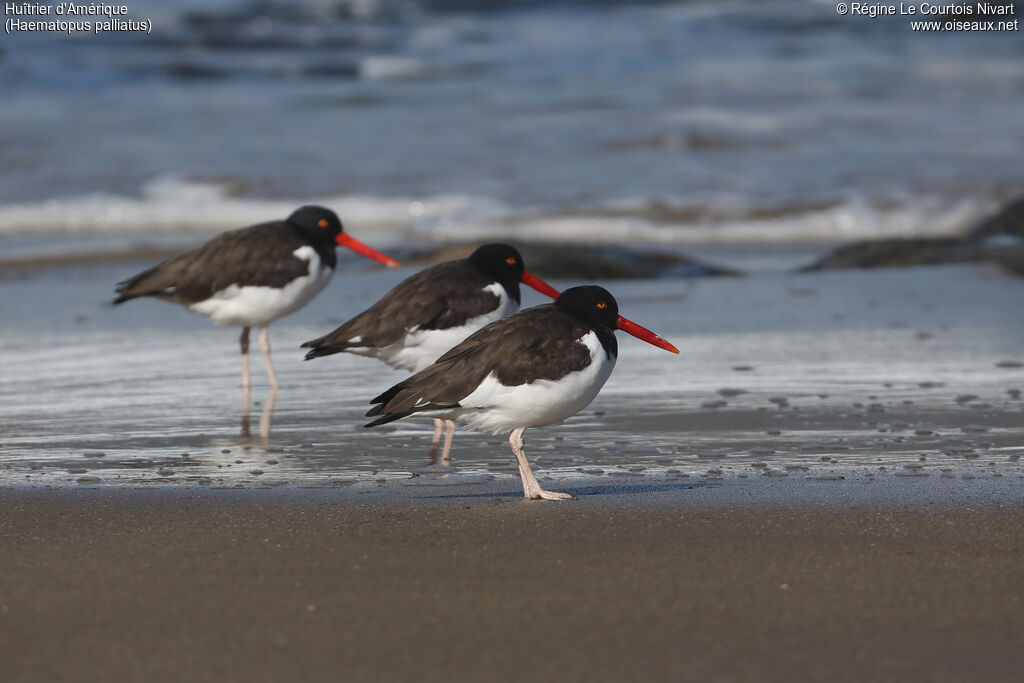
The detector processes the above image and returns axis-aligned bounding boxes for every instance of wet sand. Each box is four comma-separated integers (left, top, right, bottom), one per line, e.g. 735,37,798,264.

2,486,1023,682
2,260,1022,487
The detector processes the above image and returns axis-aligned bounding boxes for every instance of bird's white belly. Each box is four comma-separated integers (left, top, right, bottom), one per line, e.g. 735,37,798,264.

440,331,616,435
376,282,517,372
189,246,332,327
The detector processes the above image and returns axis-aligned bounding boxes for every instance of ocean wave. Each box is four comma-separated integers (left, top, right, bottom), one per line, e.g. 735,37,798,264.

0,175,991,250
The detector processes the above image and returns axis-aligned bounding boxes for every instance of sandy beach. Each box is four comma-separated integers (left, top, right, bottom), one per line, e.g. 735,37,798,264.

3,485,1023,682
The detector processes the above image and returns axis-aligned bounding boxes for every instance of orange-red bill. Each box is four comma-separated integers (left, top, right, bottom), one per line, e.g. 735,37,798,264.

616,315,679,354
336,233,400,268
520,271,560,299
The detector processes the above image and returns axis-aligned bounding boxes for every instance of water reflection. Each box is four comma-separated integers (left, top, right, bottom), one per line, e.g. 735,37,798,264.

241,385,278,439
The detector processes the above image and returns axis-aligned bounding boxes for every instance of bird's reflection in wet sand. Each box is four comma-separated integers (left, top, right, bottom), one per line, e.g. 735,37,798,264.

241,386,278,439
425,419,456,469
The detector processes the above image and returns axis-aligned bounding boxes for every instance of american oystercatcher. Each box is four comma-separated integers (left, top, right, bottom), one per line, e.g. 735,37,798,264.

301,243,560,464
364,285,679,500
113,205,399,389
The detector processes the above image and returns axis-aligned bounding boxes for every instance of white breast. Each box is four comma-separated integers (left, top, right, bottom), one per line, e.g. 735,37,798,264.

188,246,333,327
368,282,518,372
425,331,616,435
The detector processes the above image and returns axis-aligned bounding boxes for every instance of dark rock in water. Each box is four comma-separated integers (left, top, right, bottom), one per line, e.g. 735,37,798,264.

799,237,966,271
801,239,1024,277
799,194,1024,277
969,195,1024,242
397,242,740,280
518,243,739,280
991,245,1024,277
965,195,1024,276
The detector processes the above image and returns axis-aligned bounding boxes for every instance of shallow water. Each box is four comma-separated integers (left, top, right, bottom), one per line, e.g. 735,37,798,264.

2,259,1021,490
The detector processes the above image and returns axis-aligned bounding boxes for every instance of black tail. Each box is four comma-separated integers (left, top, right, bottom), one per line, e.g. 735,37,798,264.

302,345,342,361
365,382,459,427
368,383,404,410
111,287,143,305
110,262,171,305
364,411,413,428
364,404,459,428
301,332,368,360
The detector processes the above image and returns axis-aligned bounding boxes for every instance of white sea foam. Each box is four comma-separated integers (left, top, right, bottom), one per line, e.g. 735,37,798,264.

0,175,993,250
412,194,990,245
0,175,485,240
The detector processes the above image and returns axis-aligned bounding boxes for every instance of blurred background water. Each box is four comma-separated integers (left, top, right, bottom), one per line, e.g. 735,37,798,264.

2,0,1023,252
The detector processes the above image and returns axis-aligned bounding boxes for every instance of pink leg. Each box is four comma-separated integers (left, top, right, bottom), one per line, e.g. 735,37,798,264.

509,428,575,501
257,326,279,389
437,419,456,467
240,326,252,390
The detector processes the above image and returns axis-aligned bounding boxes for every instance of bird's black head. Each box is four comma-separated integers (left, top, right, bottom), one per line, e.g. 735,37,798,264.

555,285,619,330
468,243,527,300
287,205,343,243
469,243,525,279
466,243,561,304
288,205,400,268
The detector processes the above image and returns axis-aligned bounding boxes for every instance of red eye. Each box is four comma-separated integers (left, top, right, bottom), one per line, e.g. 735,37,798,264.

506,256,517,265
596,300,607,309
317,218,330,229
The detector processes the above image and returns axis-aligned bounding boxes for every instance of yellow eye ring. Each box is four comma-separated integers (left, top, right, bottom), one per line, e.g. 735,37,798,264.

596,301,607,309
317,218,330,229
505,256,517,265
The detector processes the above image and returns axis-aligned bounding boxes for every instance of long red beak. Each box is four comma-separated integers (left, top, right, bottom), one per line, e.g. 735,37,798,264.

336,233,401,268
520,271,560,299
616,315,680,354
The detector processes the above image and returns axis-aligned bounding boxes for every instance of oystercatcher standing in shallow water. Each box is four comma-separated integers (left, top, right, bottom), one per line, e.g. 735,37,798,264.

301,243,560,464
113,205,400,390
364,285,679,500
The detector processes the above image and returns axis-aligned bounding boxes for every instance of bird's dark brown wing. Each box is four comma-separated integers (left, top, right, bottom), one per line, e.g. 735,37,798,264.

302,260,499,357
365,304,593,425
113,222,311,305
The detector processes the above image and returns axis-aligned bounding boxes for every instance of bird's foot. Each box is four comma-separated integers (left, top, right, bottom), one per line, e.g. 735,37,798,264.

525,488,577,501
